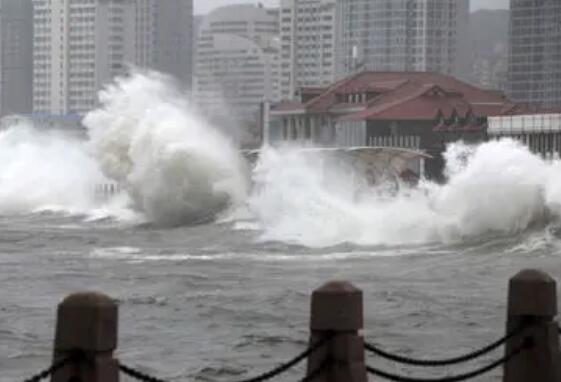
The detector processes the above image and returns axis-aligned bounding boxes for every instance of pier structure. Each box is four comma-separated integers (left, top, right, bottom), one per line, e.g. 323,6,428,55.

242,146,431,186
488,113,561,159
93,182,122,201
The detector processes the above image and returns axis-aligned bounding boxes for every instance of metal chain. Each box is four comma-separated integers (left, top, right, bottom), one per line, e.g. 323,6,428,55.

232,333,333,382
364,323,528,367
365,338,531,382
22,351,86,382
119,333,333,382
119,363,170,382
297,357,331,382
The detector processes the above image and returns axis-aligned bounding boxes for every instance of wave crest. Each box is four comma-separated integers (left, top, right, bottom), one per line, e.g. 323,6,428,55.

84,71,248,226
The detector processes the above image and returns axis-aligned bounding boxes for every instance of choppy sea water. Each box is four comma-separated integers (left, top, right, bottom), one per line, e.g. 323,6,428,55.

1,213,561,382
3,72,561,381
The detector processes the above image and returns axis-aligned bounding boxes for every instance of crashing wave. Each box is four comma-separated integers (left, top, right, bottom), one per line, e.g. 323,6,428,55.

84,71,249,226
245,140,560,247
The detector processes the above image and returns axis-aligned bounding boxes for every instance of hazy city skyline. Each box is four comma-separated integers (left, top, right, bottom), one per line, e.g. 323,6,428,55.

194,0,509,15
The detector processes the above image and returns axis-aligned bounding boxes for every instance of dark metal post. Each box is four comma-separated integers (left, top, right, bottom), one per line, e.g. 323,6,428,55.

307,281,368,382
503,269,560,382
51,292,119,382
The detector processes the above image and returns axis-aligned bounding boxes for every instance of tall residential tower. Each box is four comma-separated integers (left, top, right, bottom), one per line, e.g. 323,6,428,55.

135,0,194,87
32,0,135,114
508,0,561,108
339,0,469,79
279,0,340,100
32,0,194,115
0,0,33,116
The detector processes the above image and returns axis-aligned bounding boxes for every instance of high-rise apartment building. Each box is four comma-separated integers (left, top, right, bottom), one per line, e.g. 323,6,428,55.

32,0,194,115
508,0,561,108
33,0,135,114
279,0,340,100
196,4,278,44
339,0,469,79
134,0,193,87
194,4,280,132
0,0,33,117
278,0,468,101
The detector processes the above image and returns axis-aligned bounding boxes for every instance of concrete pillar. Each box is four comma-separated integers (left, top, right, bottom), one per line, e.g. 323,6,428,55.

307,281,367,382
52,292,119,382
311,117,317,144
503,269,560,382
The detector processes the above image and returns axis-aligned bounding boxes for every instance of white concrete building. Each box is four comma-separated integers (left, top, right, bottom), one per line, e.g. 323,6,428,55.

134,0,193,87
0,0,33,117
279,0,340,100
194,4,280,133
33,0,135,115
339,0,469,79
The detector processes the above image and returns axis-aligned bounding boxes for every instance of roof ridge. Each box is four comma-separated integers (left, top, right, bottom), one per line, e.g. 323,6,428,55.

304,71,372,108
341,81,474,122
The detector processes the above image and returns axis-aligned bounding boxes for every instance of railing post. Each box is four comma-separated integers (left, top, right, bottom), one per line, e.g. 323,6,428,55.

307,281,368,382
51,292,119,382
503,269,560,382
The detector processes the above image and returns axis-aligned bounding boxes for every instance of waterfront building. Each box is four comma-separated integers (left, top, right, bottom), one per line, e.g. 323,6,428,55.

270,71,521,178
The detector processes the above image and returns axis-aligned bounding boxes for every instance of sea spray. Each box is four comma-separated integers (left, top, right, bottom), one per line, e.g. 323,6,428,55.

84,71,248,225
434,139,547,239
247,140,558,247
0,125,105,214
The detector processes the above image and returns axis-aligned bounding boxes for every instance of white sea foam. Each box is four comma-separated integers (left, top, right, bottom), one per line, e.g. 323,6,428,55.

0,125,105,214
0,72,247,225
84,70,248,225
246,140,560,247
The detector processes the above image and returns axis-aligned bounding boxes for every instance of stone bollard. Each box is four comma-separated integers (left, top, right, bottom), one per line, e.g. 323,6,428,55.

503,269,560,382
307,281,368,382
51,292,119,382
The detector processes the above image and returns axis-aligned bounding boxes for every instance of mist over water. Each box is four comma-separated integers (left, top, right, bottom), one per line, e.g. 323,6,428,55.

0,125,105,214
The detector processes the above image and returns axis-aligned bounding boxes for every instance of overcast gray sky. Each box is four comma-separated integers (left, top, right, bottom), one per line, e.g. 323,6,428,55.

194,0,509,15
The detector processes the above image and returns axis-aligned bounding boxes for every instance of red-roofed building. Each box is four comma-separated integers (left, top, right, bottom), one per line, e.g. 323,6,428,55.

269,71,520,179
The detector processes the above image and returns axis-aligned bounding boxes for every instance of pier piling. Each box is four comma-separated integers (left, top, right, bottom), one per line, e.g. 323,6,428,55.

503,269,560,382
14,269,561,382
308,281,368,382
51,292,119,382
